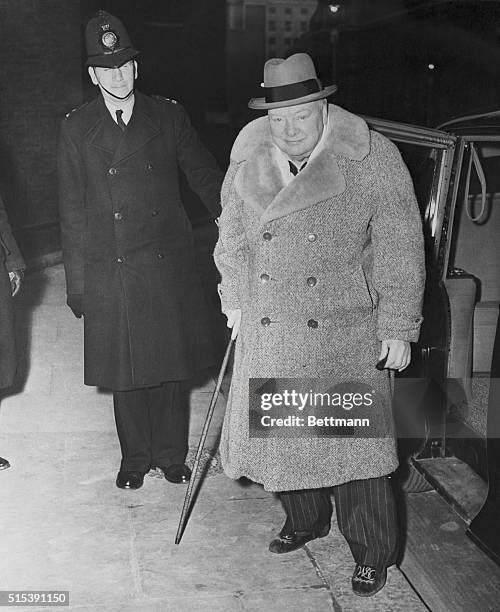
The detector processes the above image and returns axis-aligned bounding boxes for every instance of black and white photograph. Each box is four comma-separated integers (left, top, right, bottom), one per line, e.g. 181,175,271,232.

0,1,500,610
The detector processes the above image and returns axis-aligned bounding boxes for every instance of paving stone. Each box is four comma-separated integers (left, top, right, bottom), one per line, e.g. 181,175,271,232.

0,505,136,608
69,594,244,611
49,365,89,395
40,394,115,433
14,363,53,394
0,396,45,432
308,516,427,611
241,588,334,611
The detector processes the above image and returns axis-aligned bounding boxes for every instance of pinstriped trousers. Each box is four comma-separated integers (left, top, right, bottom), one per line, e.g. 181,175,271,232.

279,476,398,570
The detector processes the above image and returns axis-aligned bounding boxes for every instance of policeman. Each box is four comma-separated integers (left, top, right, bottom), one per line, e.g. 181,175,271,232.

58,11,223,490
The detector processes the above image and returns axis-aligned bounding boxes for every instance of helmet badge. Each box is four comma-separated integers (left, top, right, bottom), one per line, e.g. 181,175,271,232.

100,27,119,51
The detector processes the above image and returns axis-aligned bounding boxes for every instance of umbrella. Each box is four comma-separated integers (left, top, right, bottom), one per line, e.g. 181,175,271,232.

175,337,235,544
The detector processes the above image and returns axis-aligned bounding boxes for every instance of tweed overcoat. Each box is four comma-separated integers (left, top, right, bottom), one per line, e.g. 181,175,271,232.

214,104,426,491
0,194,25,389
58,92,223,391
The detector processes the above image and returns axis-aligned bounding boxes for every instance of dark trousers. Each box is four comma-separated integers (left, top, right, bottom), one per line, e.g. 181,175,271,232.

113,381,189,472
279,476,398,570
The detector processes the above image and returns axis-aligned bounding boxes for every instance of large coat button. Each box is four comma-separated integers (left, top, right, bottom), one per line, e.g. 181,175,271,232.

307,233,317,242
146,163,154,171
117,256,124,263
261,317,271,327
157,253,164,260
307,319,318,329
114,211,123,220
109,167,118,175
306,276,317,287
263,232,272,241
260,273,270,282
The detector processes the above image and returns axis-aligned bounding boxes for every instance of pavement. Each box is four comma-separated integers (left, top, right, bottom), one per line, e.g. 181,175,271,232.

0,264,428,611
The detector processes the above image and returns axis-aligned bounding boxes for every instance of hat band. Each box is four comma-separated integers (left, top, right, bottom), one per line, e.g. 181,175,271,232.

264,78,320,103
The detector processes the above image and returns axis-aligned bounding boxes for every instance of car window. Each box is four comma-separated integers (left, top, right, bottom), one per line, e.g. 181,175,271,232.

396,142,439,221
449,140,500,302
386,140,446,264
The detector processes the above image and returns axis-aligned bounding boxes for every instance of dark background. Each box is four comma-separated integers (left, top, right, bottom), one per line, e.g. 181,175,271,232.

0,0,498,261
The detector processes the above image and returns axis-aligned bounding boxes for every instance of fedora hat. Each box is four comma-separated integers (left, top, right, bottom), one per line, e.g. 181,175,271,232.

85,10,139,68
248,53,337,110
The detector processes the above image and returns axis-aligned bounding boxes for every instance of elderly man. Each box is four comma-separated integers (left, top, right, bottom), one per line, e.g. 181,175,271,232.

214,53,425,597
58,11,223,490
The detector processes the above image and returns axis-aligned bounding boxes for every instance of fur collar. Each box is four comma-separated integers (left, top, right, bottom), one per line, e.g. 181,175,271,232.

231,104,370,223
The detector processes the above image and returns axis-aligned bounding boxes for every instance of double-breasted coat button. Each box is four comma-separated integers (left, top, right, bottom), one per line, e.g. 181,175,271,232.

263,232,272,241
307,233,317,242
261,317,271,327
260,273,270,282
151,209,159,217
307,319,318,329
109,167,118,175
114,212,123,220
157,253,164,260
146,163,153,171
306,276,317,287
117,256,124,263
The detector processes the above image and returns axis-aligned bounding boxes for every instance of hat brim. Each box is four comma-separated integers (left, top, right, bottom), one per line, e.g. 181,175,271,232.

86,47,139,68
248,85,337,110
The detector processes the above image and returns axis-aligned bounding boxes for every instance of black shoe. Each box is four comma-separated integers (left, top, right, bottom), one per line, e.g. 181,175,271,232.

0,456,10,470
116,470,145,490
352,564,387,597
269,522,330,554
160,464,191,484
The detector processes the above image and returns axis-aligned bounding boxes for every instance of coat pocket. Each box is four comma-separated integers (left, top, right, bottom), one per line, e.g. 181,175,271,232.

360,265,377,311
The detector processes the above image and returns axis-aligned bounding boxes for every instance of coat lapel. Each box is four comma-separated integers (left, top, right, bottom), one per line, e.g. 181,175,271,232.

260,147,346,223
234,142,284,217
231,104,371,224
111,93,161,165
85,93,161,164
85,96,119,157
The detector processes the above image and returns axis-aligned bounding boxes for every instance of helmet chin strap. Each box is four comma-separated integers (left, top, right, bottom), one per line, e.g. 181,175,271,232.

100,84,135,101
92,67,135,102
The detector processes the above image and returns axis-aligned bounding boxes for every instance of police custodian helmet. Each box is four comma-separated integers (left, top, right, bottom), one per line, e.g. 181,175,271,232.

85,10,139,68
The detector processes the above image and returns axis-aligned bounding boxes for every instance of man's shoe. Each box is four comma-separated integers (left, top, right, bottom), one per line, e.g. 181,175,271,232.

269,522,330,554
0,456,10,470
116,470,145,490
160,464,191,484
352,564,387,597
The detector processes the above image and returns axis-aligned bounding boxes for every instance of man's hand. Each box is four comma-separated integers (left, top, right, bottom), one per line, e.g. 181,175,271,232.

67,294,84,319
225,308,242,340
8,270,23,297
378,339,411,372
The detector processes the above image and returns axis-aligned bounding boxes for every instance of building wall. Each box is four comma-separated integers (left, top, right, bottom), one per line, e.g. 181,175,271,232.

0,0,82,260
226,0,267,126
226,0,318,127
260,0,317,59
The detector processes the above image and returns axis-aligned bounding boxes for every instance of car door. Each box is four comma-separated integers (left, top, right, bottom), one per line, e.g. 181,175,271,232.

364,117,459,458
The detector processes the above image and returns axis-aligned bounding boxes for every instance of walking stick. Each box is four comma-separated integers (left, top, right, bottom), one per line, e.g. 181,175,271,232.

175,336,235,545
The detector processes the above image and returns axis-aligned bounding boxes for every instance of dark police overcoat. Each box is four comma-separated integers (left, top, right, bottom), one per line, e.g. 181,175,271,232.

58,92,223,391
0,195,24,389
